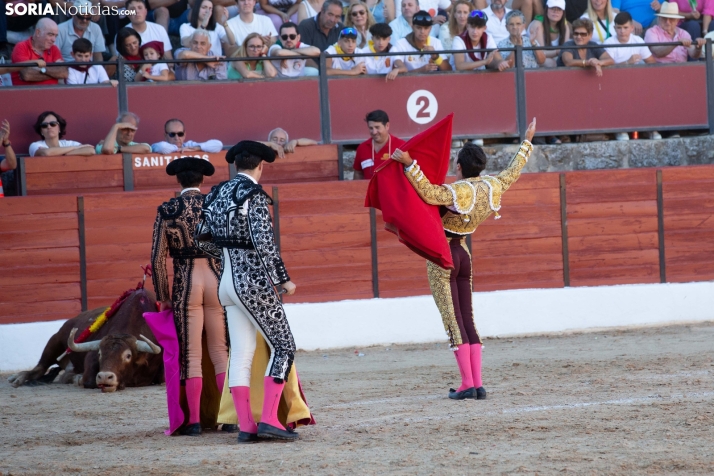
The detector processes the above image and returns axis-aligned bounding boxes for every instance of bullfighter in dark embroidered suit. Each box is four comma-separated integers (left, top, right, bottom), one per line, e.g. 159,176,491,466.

151,157,229,436
197,140,302,443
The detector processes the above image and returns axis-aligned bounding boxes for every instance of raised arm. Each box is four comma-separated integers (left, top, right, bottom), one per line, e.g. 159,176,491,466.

494,118,536,191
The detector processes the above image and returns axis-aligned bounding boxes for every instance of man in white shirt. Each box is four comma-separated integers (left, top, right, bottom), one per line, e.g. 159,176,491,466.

604,12,656,64
325,27,366,75
126,0,174,60
269,22,320,77
55,0,106,62
357,23,407,80
479,0,511,46
389,0,439,41
152,119,224,154
226,0,278,48
392,10,451,72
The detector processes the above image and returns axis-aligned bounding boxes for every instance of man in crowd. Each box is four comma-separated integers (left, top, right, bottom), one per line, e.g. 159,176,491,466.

67,38,116,85
326,27,366,76
645,2,705,63
353,109,405,180
55,0,106,62
358,23,408,80
479,0,513,45
268,127,318,153
297,0,344,52
604,12,655,65
226,0,278,49
152,119,225,154
97,112,152,155
148,0,191,37
10,18,68,86
389,0,424,41
175,29,228,80
126,0,174,61
269,22,321,77
392,11,451,72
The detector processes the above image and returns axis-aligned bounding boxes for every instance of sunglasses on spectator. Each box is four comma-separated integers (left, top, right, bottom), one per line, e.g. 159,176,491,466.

281,34,297,40
572,31,588,36
166,131,185,137
76,15,92,20
247,44,263,49
340,27,358,37
41,121,59,128
351,9,366,16
469,10,488,21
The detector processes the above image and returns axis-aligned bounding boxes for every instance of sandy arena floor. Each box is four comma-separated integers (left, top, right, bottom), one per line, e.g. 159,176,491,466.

1,322,714,475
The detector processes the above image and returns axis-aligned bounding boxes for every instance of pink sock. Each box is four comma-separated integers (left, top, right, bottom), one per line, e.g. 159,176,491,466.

260,377,285,430
215,372,226,395
470,344,483,388
185,377,202,424
454,344,474,391
230,386,258,433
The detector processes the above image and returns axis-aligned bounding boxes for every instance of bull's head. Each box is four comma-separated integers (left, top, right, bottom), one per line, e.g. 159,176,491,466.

68,328,161,393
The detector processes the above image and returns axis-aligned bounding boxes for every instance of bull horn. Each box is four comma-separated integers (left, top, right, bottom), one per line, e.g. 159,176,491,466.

67,328,101,353
136,335,162,354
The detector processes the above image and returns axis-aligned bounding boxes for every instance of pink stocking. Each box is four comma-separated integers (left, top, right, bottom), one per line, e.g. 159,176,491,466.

215,372,226,395
454,344,474,391
470,344,483,388
260,377,285,430
185,377,203,424
230,386,258,433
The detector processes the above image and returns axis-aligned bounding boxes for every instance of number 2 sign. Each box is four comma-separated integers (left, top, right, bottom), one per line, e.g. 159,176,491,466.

406,90,438,125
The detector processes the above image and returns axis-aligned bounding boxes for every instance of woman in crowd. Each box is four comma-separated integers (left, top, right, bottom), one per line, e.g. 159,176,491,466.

112,27,144,83
439,0,473,50
580,0,617,43
498,10,546,68
28,111,95,157
297,0,324,22
345,1,377,48
558,18,614,75
228,33,278,79
361,0,396,24
180,0,236,56
528,0,571,67
258,0,303,32
452,10,507,71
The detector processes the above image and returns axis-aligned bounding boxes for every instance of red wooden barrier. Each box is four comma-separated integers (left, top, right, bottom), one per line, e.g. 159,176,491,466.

125,79,322,147
526,64,708,134
662,165,714,282
24,155,124,195
328,72,518,142
0,195,81,324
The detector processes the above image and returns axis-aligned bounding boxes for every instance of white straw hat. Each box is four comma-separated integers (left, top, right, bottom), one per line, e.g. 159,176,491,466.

656,2,685,19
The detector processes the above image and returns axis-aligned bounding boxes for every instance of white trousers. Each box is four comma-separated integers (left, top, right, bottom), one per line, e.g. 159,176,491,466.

219,248,274,387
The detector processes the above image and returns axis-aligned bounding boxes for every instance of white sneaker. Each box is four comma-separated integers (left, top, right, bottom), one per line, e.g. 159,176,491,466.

650,131,662,140
451,140,463,148
670,133,680,138
473,139,484,146
616,133,630,141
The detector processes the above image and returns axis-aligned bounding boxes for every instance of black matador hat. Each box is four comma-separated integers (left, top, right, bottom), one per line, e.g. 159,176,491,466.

166,157,215,176
226,140,277,164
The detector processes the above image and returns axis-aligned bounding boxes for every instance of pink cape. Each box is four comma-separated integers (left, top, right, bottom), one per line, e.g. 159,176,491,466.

143,310,184,435
365,114,454,269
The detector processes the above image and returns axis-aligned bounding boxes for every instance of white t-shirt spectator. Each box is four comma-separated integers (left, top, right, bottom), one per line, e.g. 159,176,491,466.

226,14,278,47
357,44,398,74
29,139,82,157
149,63,169,76
391,36,447,71
325,44,364,70
603,34,652,64
67,65,111,84
450,34,497,69
480,5,512,46
151,139,224,154
268,42,312,77
137,22,173,55
179,23,228,56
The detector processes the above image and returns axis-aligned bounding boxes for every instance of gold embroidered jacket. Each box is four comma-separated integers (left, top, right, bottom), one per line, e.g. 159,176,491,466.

403,140,533,235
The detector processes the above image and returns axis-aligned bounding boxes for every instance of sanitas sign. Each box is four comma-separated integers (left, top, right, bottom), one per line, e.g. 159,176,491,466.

5,3,132,16
133,154,211,169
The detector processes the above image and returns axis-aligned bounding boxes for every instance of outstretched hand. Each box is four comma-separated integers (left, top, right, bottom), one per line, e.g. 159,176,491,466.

390,149,413,166
525,118,537,142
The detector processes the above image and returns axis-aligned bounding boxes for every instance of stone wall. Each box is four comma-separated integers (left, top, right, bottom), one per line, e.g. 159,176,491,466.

341,135,714,179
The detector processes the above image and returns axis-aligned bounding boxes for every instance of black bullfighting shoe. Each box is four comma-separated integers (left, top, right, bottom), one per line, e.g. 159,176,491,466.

257,423,300,441
475,386,487,400
180,423,202,436
237,432,259,444
221,424,239,433
448,387,476,400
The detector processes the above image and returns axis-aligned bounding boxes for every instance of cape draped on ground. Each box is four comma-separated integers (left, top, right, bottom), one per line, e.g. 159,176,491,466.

365,114,455,269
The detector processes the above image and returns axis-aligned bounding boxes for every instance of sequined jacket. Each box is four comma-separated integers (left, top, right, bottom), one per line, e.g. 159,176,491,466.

197,174,290,286
151,190,221,303
404,140,533,235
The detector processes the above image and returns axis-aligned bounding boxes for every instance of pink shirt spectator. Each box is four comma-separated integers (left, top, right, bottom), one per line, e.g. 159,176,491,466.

644,24,691,63
668,0,714,17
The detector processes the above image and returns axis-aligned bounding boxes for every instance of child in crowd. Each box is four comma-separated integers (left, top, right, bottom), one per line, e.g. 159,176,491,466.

357,23,407,81
137,41,170,82
67,39,117,86
325,27,366,76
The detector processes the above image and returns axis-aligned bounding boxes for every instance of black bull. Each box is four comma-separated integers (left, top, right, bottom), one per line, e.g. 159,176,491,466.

8,289,164,392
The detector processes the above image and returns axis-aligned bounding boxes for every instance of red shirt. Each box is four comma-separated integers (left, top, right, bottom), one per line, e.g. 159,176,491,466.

354,134,406,180
11,39,63,86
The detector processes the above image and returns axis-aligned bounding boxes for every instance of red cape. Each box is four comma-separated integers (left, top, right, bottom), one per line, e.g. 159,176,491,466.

365,114,454,269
